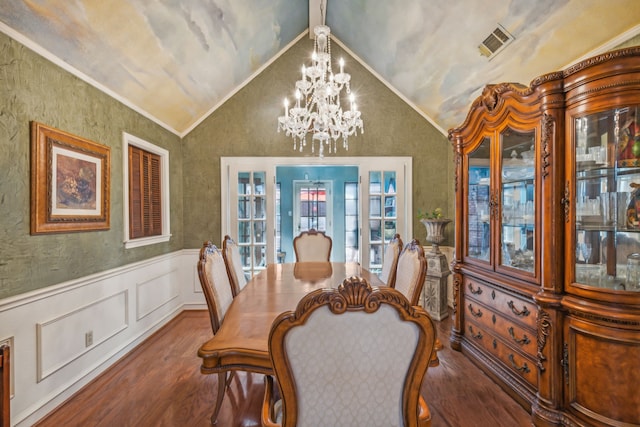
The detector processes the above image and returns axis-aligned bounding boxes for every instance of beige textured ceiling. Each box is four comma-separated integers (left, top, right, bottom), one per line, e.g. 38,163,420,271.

1,0,639,136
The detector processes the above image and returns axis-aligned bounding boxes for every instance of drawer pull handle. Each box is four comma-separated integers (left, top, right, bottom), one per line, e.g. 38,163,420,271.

507,301,530,317
508,354,530,374
468,304,483,318
468,282,483,295
508,327,531,345
468,326,483,339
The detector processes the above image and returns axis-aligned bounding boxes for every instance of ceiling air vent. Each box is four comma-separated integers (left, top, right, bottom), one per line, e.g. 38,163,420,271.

478,24,514,60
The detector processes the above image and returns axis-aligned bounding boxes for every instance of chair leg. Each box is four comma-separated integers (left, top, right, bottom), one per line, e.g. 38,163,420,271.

429,338,443,367
226,371,235,387
210,371,227,425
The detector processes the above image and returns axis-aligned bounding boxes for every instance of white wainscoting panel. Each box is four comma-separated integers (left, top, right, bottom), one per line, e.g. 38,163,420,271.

36,290,128,381
183,248,207,310
0,250,207,427
136,268,179,321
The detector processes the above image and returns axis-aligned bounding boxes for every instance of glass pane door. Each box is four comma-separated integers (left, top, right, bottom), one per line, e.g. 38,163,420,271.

344,182,359,263
236,171,267,276
500,128,535,273
367,171,397,273
293,181,332,236
276,183,283,262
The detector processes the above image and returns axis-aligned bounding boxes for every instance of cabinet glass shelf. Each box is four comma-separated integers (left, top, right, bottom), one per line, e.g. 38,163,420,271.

502,177,534,185
503,221,535,227
576,165,638,178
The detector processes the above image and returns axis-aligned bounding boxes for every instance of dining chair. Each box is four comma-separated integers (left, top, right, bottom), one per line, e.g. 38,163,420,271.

0,344,9,427
292,229,332,262
394,239,427,306
261,276,436,427
379,233,403,288
393,240,441,367
197,241,236,424
222,235,247,297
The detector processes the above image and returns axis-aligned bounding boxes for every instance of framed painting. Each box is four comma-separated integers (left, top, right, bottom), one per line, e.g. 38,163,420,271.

30,122,110,234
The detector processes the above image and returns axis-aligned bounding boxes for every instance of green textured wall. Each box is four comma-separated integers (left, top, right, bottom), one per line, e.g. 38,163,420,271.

0,30,455,300
182,36,454,249
615,38,640,49
0,32,184,299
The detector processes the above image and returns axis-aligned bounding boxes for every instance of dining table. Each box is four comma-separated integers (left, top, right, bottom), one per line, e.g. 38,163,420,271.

197,261,385,376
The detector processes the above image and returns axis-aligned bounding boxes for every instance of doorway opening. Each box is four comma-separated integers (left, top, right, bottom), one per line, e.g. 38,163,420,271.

221,157,412,277
277,166,357,263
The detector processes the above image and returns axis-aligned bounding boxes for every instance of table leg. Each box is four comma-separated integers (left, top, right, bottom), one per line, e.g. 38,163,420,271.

211,371,228,424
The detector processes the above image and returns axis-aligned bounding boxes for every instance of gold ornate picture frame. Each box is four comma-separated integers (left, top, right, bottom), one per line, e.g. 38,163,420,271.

30,122,110,234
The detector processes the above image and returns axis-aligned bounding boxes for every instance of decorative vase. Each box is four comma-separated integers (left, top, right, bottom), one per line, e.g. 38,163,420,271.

420,218,451,254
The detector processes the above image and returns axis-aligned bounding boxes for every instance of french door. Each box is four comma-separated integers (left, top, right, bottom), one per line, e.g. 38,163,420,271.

293,180,333,236
221,157,412,277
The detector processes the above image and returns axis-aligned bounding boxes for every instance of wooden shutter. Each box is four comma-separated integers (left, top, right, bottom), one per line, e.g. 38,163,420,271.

147,154,162,236
129,145,162,239
129,146,143,238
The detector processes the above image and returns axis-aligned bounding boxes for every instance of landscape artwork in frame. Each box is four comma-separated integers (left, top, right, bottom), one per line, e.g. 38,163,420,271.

30,122,110,234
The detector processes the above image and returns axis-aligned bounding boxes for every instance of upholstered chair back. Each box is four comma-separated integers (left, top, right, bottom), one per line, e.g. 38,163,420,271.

379,233,403,288
264,277,436,427
293,229,332,262
197,241,235,334
394,239,427,306
222,235,247,297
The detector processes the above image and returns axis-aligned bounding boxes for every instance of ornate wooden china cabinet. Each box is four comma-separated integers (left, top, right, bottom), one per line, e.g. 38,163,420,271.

449,47,640,426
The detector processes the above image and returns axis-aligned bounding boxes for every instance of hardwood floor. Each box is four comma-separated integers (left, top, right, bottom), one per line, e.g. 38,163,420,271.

35,310,532,427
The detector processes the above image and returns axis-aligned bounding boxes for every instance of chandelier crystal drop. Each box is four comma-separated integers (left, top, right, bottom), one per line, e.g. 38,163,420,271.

277,25,363,157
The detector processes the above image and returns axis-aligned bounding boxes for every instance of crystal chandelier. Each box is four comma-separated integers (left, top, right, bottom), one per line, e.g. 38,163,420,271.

277,23,363,157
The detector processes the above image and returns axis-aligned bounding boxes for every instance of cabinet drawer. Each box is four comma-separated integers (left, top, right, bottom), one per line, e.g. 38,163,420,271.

464,300,537,358
464,277,537,329
465,320,538,389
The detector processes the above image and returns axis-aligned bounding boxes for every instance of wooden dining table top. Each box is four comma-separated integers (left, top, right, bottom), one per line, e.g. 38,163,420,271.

197,262,384,375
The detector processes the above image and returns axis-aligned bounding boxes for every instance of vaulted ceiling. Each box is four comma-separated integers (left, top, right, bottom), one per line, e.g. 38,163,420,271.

1,0,639,137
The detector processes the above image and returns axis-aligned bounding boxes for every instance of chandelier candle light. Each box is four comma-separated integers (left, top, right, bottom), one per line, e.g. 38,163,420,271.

277,25,363,157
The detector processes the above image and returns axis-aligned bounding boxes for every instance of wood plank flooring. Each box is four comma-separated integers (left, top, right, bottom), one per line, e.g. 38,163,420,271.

35,310,532,427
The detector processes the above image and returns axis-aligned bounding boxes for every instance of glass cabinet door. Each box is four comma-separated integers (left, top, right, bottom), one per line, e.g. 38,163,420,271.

573,105,640,292
500,128,536,273
467,137,491,262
